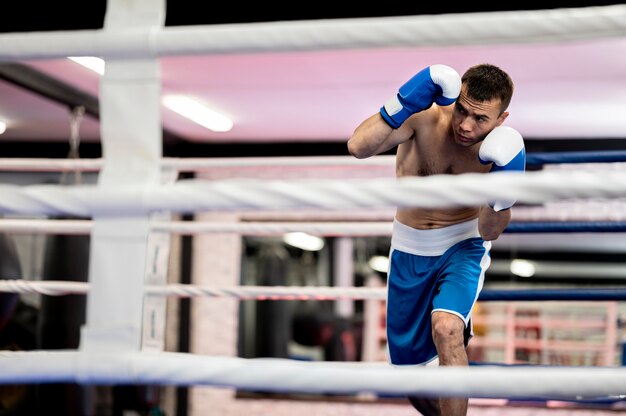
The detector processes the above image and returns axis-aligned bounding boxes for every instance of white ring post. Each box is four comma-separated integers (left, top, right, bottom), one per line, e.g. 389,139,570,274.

79,0,166,354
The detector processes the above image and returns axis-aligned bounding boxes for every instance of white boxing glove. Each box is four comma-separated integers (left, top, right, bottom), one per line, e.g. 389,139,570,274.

478,126,526,211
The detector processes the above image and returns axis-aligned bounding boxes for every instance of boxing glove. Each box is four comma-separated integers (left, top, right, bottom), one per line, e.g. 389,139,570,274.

380,64,461,129
478,126,526,211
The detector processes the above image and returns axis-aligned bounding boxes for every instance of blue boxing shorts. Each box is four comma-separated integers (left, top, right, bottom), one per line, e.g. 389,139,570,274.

386,218,491,366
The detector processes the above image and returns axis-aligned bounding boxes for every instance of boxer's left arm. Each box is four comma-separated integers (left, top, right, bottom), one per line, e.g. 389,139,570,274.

348,112,415,159
348,64,461,159
477,126,526,241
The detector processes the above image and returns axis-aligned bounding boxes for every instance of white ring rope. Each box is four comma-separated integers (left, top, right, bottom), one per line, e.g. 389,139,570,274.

0,218,394,236
0,218,93,235
0,218,396,235
0,158,102,172
0,280,386,299
0,156,620,173
0,280,90,296
1,170,626,216
0,6,625,60
0,156,395,172
514,201,626,222
3,208,626,235
0,350,624,399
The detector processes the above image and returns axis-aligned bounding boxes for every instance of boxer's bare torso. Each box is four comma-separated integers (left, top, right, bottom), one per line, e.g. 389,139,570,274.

394,105,490,229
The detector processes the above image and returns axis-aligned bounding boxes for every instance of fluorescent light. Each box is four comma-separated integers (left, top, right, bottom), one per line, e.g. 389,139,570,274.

162,95,233,132
368,255,389,273
68,56,105,75
510,259,536,278
0,121,6,135
283,232,324,251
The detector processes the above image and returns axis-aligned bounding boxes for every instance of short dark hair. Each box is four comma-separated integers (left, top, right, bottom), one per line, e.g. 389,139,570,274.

462,64,514,113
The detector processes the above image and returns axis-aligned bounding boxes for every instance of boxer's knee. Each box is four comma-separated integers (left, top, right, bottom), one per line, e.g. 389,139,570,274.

431,311,465,350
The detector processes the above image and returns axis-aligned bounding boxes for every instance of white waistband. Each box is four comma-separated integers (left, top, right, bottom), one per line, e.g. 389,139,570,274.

391,218,480,256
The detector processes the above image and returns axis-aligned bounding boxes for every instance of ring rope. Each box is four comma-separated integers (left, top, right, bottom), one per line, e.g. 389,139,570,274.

0,156,395,172
504,221,626,233
3,218,626,235
0,350,624,398
527,151,626,166
0,218,394,236
514,201,626,222
1,151,626,172
3,281,626,301
0,6,624,60
1,170,626,216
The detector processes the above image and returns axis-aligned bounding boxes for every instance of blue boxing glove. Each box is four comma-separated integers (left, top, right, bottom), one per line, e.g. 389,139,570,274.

478,126,526,211
380,64,461,129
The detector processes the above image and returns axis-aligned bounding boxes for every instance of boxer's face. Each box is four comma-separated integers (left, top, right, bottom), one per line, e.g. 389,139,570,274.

452,86,508,147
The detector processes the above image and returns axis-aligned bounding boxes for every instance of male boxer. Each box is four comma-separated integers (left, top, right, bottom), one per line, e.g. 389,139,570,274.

347,63,525,416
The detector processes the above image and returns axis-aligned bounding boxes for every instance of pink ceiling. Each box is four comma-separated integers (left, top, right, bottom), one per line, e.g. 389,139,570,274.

2,36,626,144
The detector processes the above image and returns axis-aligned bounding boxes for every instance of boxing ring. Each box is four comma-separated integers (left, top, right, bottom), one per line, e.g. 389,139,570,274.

1,1,626,415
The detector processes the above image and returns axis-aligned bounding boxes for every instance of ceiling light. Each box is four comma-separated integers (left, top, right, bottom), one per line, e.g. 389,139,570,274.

0,121,6,135
68,56,105,75
368,255,389,273
282,232,324,251
162,95,233,132
510,259,536,278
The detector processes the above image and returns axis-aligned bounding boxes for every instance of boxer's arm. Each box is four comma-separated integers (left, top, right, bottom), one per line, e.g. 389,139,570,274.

347,113,413,159
479,205,511,241
348,64,461,159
